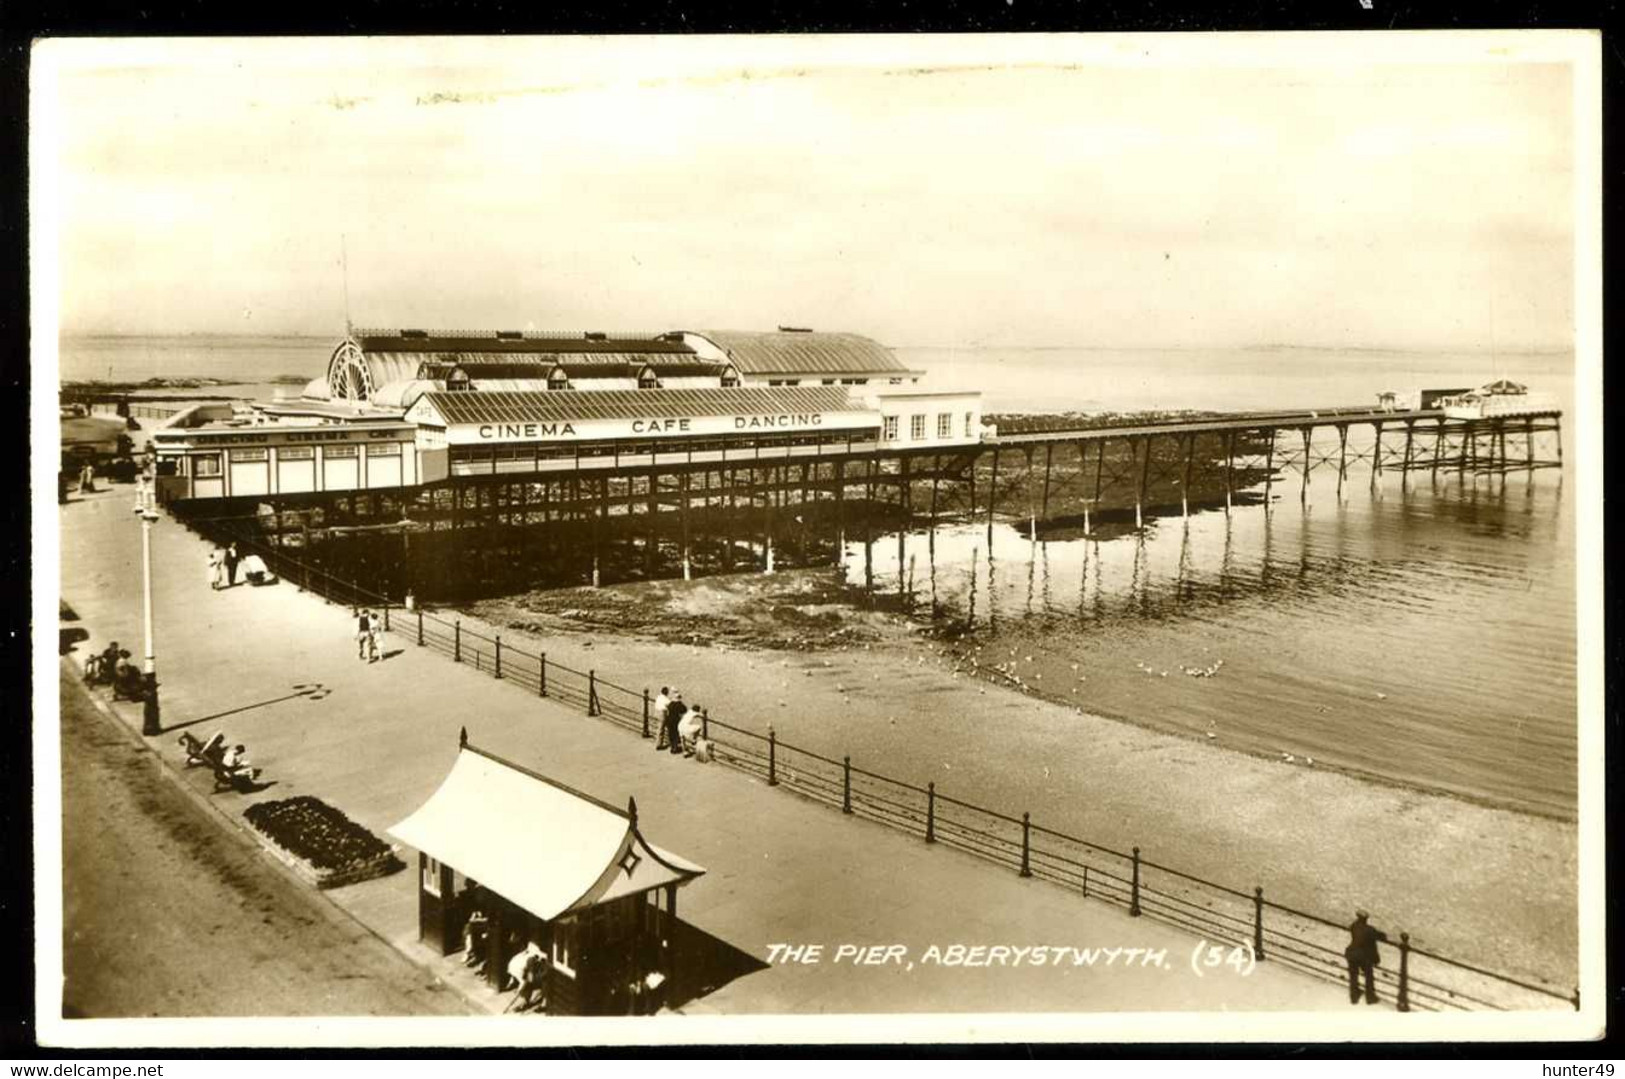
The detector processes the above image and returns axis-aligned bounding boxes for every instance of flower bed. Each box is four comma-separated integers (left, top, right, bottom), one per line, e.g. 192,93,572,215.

244,796,403,889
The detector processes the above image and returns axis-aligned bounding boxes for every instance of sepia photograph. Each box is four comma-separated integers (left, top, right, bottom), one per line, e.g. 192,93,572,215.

29,31,1603,1047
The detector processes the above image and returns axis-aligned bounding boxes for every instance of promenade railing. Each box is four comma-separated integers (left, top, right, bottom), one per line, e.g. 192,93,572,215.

194,521,1580,1015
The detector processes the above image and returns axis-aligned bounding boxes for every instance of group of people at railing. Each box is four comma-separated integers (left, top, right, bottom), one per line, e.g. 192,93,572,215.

651,686,713,761
208,541,277,591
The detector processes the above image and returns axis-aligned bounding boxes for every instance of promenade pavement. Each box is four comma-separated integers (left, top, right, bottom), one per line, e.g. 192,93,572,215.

57,485,1338,1016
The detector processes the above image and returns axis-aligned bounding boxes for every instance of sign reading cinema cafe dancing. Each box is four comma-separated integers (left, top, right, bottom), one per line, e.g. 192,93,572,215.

407,394,878,447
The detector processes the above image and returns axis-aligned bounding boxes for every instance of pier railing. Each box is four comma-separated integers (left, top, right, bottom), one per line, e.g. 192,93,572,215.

201,524,1580,1015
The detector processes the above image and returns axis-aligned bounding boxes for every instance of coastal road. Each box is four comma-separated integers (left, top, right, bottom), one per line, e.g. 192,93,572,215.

59,667,473,1018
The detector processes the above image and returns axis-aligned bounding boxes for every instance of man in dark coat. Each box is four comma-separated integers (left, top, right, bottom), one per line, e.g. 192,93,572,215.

1345,909,1388,1004
225,542,241,587
664,691,687,756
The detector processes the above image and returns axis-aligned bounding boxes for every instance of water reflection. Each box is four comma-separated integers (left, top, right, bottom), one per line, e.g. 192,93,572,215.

842,466,1575,818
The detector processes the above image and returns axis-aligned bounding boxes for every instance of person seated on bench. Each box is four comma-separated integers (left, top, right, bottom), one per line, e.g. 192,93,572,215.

211,743,261,792
112,651,144,701
85,641,120,686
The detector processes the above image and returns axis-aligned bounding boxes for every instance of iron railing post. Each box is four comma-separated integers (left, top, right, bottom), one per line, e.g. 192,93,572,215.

1254,887,1266,962
454,620,461,663
1130,847,1142,916
1081,865,1089,897
494,635,502,678
1397,933,1411,1013
842,756,853,814
768,727,778,786
925,782,935,843
701,709,709,742
588,670,600,716
539,653,547,697
383,604,390,632
417,609,423,647
642,689,651,739
1020,812,1032,877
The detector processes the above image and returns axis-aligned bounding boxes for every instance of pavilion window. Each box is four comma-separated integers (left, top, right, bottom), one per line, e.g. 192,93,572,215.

882,416,899,442
421,856,442,897
964,412,974,438
193,453,222,477
937,413,952,439
910,414,926,441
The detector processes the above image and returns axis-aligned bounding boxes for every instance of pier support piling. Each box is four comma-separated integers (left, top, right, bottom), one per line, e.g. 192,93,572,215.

1182,434,1194,518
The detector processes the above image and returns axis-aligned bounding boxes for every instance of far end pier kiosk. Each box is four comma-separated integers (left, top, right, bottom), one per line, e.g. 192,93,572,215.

389,738,706,1016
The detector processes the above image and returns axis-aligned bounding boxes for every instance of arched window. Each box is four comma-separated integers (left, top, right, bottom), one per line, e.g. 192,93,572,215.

326,339,372,401
546,365,571,391
637,365,661,390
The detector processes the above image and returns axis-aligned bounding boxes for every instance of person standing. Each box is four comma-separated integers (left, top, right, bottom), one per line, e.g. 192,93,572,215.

651,687,671,750
356,608,373,661
664,691,687,756
208,548,225,590
1344,909,1388,1005
225,542,240,587
366,608,382,662
79,462,95,494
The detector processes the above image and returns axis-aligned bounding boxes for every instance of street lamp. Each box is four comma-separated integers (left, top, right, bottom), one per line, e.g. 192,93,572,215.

134,476,162,734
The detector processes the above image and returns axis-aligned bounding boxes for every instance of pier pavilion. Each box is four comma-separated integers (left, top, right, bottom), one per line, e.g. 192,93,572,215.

148,329,1561,600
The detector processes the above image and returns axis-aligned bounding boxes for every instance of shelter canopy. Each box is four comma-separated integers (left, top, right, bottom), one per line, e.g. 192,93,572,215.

388,745,704,921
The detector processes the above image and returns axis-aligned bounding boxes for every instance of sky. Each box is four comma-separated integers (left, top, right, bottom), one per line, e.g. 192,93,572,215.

36,34,1584,351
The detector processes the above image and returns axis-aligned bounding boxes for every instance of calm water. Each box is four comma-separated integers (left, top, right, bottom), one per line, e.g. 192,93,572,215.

58,336,1579,817
869,347,1578,819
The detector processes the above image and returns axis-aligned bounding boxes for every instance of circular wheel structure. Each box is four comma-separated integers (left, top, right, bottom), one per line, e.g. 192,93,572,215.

327,338,371,401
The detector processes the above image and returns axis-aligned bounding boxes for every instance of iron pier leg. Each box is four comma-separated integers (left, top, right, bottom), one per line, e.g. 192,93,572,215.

1041,443,1053,525
1223,431,1234,516
1092,438,1106,531
680,470,692,581
1135,436,1150,531
987,446,1000,536
1024,447,1036,540
1402,421,1415,490
834,458,846,563
1369,422,1383,491
764,466,775,574
1300,428,1311,504
864,458,875,593
898,456,911,594
1337,424,1349,496
1182,434,1194,518
1263,429,1275,512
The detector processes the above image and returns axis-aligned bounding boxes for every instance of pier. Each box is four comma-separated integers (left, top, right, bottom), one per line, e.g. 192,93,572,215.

167,400,1564,604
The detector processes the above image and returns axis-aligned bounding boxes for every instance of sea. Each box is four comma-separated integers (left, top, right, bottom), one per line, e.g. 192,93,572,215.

56,335,1580,819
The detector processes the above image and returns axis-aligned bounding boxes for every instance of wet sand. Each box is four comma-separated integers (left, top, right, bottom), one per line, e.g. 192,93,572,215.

466,568,1577,991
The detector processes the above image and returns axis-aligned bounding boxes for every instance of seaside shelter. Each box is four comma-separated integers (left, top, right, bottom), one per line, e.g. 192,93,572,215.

388,736,706,1016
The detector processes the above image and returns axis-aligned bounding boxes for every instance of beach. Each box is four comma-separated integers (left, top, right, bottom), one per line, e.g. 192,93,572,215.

466,568,1577,991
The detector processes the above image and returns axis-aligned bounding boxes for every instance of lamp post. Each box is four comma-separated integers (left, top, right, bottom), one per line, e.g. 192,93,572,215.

135,477,161,734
